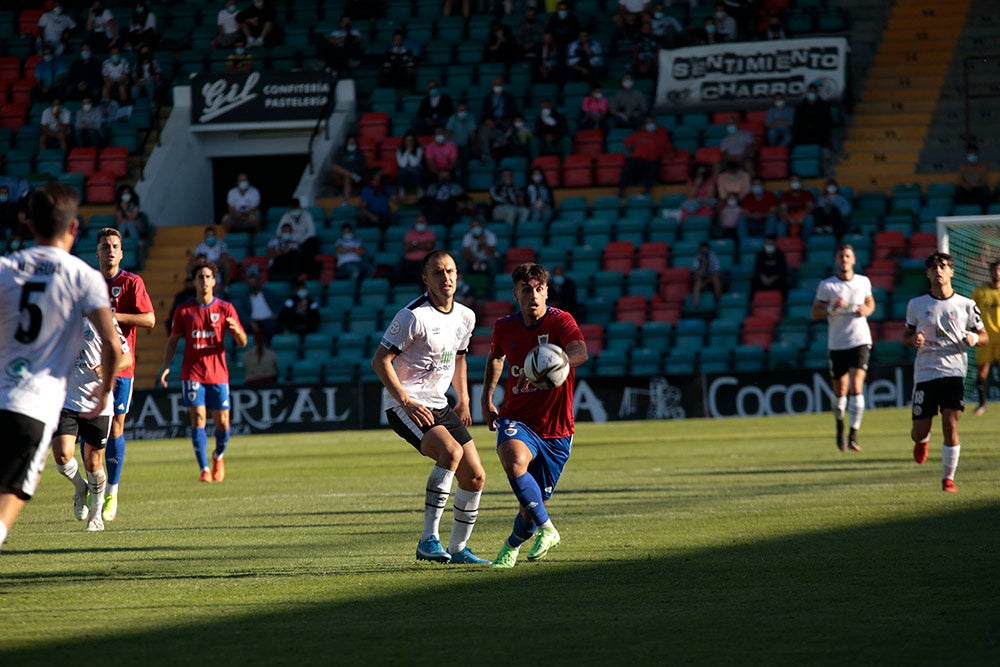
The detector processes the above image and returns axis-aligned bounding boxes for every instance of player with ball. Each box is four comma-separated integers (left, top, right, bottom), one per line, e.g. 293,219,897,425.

482,262,588,568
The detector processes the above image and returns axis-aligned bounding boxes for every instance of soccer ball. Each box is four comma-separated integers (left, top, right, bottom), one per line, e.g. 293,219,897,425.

523,343,570,389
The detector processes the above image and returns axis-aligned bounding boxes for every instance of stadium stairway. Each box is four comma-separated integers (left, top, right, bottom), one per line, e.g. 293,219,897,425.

836,0,973,191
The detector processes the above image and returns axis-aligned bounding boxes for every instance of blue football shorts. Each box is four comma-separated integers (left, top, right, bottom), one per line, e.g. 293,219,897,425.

494,417,572,501
113,376,134,415
181,380,231,411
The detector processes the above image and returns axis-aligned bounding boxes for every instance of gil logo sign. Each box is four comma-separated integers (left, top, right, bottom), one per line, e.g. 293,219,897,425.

5,357,31,380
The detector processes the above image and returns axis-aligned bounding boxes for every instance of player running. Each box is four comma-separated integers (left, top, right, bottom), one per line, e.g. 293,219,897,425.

95,227,155,522
159,259,247,483
903,252,987,492
51,319,132,531
0,183,123,553
372,250,490,565
482,262,589,568
811,244,875,452
970,260,1000,415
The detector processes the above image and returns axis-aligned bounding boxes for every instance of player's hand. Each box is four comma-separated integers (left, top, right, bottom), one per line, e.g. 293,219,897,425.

453,402,472,427
158,367,170,388
402,399,433,427
80,389,110,420
226,317,243,334
90,363,103,381
914,331,926,347
965,331,979,347
482,402,499,431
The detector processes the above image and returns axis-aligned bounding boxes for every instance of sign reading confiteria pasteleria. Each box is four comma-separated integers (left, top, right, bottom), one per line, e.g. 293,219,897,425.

190,70,335,124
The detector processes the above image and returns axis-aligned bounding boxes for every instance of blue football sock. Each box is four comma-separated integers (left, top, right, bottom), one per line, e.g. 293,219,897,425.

191,427,208,470
508,473,549,526
106,434,126,485
214,429,229,459
508,512,536,548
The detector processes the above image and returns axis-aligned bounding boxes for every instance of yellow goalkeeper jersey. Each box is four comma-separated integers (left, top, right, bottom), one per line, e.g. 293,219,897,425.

971,283,1000,334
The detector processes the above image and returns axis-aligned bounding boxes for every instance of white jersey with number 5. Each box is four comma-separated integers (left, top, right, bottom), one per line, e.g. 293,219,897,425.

379,293,475,410
0,246,110,428
906,292,983,383
815,274,873,350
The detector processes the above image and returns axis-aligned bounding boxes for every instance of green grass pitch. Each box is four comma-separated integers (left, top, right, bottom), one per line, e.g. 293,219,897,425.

1,408,998,665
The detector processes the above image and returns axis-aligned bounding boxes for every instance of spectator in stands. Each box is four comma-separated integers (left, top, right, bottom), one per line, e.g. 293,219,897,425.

716,193,742,243
334,223,372,283
0,186,25,252
395,130,425,198
381,31,416,90
166,274,196,335
85,1,118,53
777,174,816,238
760,14,786,40
547,2,582,55
716,160,751,202
37,1,76,56
278,198,319,266
533,32,564,85
214,0,242,49
39,98,70,152
619,116,674,197
751,235,789,298
685,16,721,47
425,127,459,182
526,167,555,223
739,177,778,241
713,3,738,42
792,84,834,149
719,114,757,174
238,0,277,48
422,170,467,229
192,227,233,287
442,0,472,19
415,81,455,137
267,222,303,279
650,5,684,48
954,144,992,214
101,45,131,104
331,134,367,205
323,15,364,73
490,169,529,224
34,46,69,104
480,78,519,130
226,36,254,73
461,218,498,279
243,333,279,386
398,215,437,286
445,103,477,171
691,241,723,310
279,278,321,339
131,46,162,102
579,85,610,133
483,20,520,66
359,168,398,231
124,2,158,51
114,184,148,240
614,0,651,41
222,172,262,233
630,22,660,79
682,162,717,221
237,273,282,344
517,7,544,61
547,265,580,318
534,99,569,142
765,92,794,147
495,114,533,160
567,31,605,85
722,0,756,38
808,178,851,239
66,44,103,101
609,74,649,130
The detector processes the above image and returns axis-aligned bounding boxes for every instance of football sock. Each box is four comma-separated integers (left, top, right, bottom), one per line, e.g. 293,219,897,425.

0,522,7,552
977,380,987,406
833,395,847,421
108,483,119,497
86,468,107,518
447,487,481,553
191,427,209,470
508,472,549,526
56,458,87,494
942,444,960,480
507,512,536,548
106,434,126,485
213,429,229,459
847,393,865,430
423,466,454,541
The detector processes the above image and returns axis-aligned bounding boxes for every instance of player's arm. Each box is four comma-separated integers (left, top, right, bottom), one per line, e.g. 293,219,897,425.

903,324,925,348
481,355,505,431
856,293,876,318
451,353,471,426
810,298,829,321
113,310,155,329
371,345,434,427
968,328,988,347
83,307,125,419
226,315,248,348
564,339,588,367
159,333,182,386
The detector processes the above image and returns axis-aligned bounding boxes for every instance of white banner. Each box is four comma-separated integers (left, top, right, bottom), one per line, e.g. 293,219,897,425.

655,37,849,112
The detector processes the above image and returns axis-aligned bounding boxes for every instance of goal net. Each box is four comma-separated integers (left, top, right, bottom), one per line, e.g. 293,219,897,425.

936,215,1000,398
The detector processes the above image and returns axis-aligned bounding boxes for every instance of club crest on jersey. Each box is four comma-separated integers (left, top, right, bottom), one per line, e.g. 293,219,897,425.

210,313,220,323
537,334,550,345
111,286,122,298
389,319,401,335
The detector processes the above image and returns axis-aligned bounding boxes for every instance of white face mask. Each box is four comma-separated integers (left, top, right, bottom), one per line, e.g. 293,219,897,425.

826,185,837,194
435,135,445,144
540,108,551,118
645,123,656,132
238,180,250,190
532,174,543,183
415,223,427,232
791,181,801,190
493,86,503,95
622,80,633,89
121,193,132,202
297,289,309,299
775,99,785,108
806,92,817,102
82,103,93,112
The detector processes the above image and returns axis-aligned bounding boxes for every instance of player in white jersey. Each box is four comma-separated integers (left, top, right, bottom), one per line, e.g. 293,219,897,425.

0,183,123,553
51,319,132,532
811,245,875,452
371,250,490,565
903,252,987,492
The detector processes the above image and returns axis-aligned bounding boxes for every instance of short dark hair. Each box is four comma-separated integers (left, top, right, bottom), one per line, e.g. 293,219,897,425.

29,182,79,239
191,257,219,277
96,227,122,244
421,249,453,274
512,262,550,287
925,252,954,269
990,260,1000,272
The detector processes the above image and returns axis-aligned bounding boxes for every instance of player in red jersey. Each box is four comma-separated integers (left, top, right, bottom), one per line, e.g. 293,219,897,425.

159,259,247,482
481,262,588,568
95,227,155,522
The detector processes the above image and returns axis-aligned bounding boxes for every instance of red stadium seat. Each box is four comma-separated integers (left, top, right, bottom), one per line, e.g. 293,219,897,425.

19,10,44,35
595,152,625,186
694,146,721,166
637,242,670,271
741,315,776,349
750,290,784,322
660,150,691,183
614,295,648,325
85,171,117,203
241,256,270,282
712,111,742,125
573,128,604,156
97,146,128,178
562,154,593,187
579,323,605,357
649,299,681,324
0,57,21,84
757,146,788,180
503,246,537,273
470,335,493,356
745,109,769,126
873,231,907,260
0,102,27,130
68,147,98,176
531,155,561,188
358,135,379,163
880,320,907,341
775,236,802,269
9,80,33,106
908,231,938,258
658,267,690,304
358,111,389,140
378,135,402,161
603,240,635,272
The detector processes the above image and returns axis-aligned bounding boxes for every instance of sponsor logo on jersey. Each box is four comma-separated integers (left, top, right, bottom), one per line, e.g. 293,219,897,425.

389,319,401,335
5,358,31,380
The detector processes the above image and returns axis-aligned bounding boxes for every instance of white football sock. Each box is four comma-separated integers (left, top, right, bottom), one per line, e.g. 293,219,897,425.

56,459,87,494
0,522,8,551
87,468,107,517
942,444,960,480
108,483,119,496
448,488,481,554
848,393,865,430
833,395,847,421
422,466,454,541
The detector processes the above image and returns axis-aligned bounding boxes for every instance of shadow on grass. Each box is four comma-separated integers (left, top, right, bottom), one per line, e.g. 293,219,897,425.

3,504,999,666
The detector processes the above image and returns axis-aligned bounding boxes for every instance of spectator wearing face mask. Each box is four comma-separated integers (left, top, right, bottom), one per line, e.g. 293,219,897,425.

751,235,789,299
547,265,580,318
67,44,104,101
39,98,71,152
267,222,303,280
533,99,570,154
334,223,372,284
650,4,684,48
579,85,610,133
777,174,816,238
37,1,77,56
101,46,131,104
445,103,476,172
398,215,437,286
480,78,519,130
567,31,605,85
712,3,738,42
226,36,254,73
461,218,498,278
619,116,674,197
489,169,529,224
526,168,555,223
954,144,992,214
691,241,723,310
192,227,233,286
809,179,851,239
424,127,459,181
395,131,426,198
415,80,454,137
792,84,834,149
237,0,277,48
495,114,533,160
331,134,367,205
546,2,582,55
125,1,158,51
33,46,68,104
278,198,319,270
86,1,119,53
222,172,262,233
719,114,757,175
765,93,795,147
609,74,648,130
214,0,242,49
739,178,778,241
114,184,148,240
279,279,320,339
